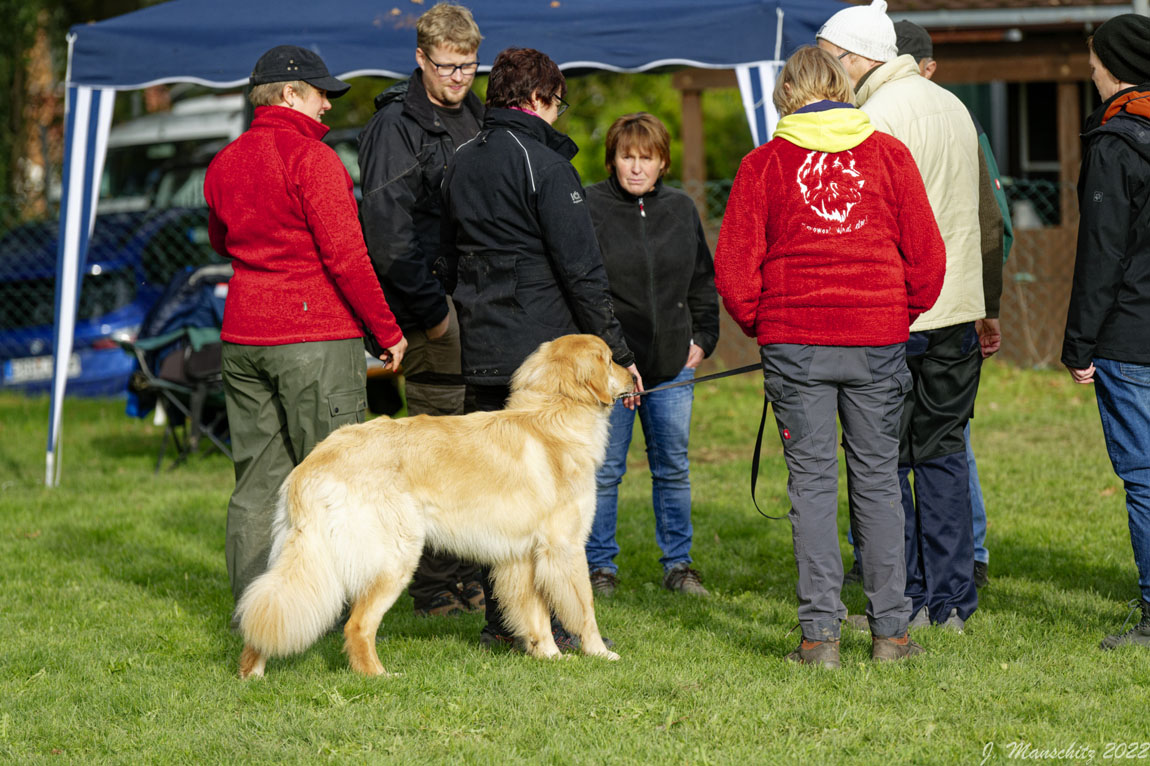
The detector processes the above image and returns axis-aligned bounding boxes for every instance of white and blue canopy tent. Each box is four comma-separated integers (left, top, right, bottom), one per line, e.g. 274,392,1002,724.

48,0,846,485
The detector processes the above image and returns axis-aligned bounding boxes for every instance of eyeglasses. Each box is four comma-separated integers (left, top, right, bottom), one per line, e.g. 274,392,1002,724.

423,52,479,78
552,94,569,117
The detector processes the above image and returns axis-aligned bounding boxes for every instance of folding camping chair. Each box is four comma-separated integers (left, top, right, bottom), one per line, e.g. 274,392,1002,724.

121,325,231,471
121,262,232,472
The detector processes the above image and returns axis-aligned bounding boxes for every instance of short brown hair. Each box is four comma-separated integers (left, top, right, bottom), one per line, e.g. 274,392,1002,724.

604,113,671,175
417,3,482,54
486,48,566,110
773,46,853,117
248,79,314,108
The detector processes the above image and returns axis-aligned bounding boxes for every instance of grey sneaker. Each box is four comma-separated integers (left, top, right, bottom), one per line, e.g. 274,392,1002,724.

786,639,840,669
1101,599,1150,650
942,607,965,633
842,559,863,585
973,560,989,588
872,632,926,662
909,605,930,629
663,563,709,596
589,568,617,597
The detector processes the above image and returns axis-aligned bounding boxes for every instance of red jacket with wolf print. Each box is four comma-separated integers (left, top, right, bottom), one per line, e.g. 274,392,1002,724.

714,101,945,347
205,105,402,349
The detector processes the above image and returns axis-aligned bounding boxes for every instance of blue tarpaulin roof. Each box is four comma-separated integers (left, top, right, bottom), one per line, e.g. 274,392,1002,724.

68,0,845,87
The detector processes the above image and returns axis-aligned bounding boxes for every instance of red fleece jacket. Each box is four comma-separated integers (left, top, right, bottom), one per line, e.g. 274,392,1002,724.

204,105,402,349
714,130,945,346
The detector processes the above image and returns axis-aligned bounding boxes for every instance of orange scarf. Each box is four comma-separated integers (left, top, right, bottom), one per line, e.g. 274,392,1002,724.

1102,90,1150,124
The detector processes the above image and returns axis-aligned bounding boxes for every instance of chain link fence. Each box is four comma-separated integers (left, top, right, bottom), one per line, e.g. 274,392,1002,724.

0,194,223,395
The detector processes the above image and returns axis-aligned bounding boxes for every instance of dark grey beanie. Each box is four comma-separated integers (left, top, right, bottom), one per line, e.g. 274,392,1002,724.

1093,14,1150,86
895,20,933,62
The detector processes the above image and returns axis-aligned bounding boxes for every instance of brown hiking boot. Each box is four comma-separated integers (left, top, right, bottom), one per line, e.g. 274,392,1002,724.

459,580,485,613
872,632,926,662
663,563,709,596
413,589,466,618
786,639,841,669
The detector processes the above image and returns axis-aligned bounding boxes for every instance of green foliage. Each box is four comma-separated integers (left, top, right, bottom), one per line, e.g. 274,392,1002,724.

1,361,1147,762
323,70,754,185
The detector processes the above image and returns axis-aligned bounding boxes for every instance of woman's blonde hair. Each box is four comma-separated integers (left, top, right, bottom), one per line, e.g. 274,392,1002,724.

773,46,853,117
249,80,314,107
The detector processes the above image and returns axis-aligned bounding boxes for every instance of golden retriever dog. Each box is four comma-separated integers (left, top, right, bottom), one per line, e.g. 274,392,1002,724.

235,334,635,678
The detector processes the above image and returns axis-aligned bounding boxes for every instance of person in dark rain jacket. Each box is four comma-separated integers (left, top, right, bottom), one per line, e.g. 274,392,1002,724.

441,47,640,651
1062,14,1150,651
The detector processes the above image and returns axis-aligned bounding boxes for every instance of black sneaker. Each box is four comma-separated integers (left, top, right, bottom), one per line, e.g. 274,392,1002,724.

1101,599,1150,650
478,625,516,651
590,568,617,597
414,589,466,618
552,623,615,652
973,560,989,588
842,559,863,586
663,563,709,596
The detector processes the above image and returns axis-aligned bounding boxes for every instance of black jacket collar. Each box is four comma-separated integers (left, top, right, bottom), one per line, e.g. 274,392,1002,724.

483,107,579,161
374,67,484,134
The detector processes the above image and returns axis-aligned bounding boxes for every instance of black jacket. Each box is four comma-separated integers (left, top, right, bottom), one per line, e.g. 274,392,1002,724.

357,69,484,331
442,108,634,384
585,176,719,387
1062,87,1150,368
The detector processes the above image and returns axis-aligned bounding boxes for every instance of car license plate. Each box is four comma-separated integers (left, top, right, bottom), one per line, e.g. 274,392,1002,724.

2,354,82,385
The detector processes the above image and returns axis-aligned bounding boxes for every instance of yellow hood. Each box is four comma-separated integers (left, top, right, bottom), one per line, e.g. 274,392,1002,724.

773,107,874,153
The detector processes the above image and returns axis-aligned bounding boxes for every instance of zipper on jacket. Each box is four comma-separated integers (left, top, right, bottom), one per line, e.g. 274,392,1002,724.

639,195,658,354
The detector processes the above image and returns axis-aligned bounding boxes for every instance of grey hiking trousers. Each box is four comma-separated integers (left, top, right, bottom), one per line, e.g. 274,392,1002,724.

761,343,913,640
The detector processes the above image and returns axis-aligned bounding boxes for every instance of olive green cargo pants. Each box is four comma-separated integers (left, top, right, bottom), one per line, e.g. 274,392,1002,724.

221,338,367,618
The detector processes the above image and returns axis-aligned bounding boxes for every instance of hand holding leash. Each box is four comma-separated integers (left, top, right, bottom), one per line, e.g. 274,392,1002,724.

623,364,644,410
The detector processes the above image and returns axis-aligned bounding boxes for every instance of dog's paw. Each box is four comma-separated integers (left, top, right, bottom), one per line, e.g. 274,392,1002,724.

238,645,266,679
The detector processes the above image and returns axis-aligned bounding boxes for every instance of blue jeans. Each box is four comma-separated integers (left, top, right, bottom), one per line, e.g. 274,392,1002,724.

1093,357,1150,603
967,423,989,565
588,366,695,574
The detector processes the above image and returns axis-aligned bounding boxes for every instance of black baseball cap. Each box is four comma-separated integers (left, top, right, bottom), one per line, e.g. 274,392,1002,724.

249,45,351,98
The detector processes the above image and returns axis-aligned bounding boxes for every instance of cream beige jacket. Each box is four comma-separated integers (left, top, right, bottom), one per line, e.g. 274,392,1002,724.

856,54,984,331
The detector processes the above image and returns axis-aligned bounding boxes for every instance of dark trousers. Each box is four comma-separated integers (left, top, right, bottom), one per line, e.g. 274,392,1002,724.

403,298,481,605
900,322,981,623
463,383,518,633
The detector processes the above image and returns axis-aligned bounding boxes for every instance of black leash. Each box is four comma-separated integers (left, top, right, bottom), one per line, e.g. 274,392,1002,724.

613,361,788,521
750,396,788,520
615,363,760,400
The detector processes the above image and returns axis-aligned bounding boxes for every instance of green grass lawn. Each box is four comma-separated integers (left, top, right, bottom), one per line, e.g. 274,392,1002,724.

1,360,1147,764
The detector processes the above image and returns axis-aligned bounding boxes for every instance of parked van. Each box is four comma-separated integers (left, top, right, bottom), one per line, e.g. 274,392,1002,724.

99,93,245,213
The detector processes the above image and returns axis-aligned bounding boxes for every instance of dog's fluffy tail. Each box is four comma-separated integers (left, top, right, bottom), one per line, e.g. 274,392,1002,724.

235,478,344,657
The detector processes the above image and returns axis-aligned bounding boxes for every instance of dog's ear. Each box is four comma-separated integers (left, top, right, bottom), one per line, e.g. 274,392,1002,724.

574,339,617,406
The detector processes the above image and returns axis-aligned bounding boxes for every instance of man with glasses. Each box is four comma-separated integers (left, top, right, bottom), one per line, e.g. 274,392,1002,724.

358,3,485,619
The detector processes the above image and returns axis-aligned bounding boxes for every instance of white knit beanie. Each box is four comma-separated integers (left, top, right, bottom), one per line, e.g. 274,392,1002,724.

816,0,898,63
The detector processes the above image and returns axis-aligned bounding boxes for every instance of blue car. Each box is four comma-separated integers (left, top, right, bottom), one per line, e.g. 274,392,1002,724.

0,207,219,397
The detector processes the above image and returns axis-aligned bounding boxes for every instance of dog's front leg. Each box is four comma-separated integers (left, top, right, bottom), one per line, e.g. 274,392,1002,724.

491,561,560,658
535,545,619,661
